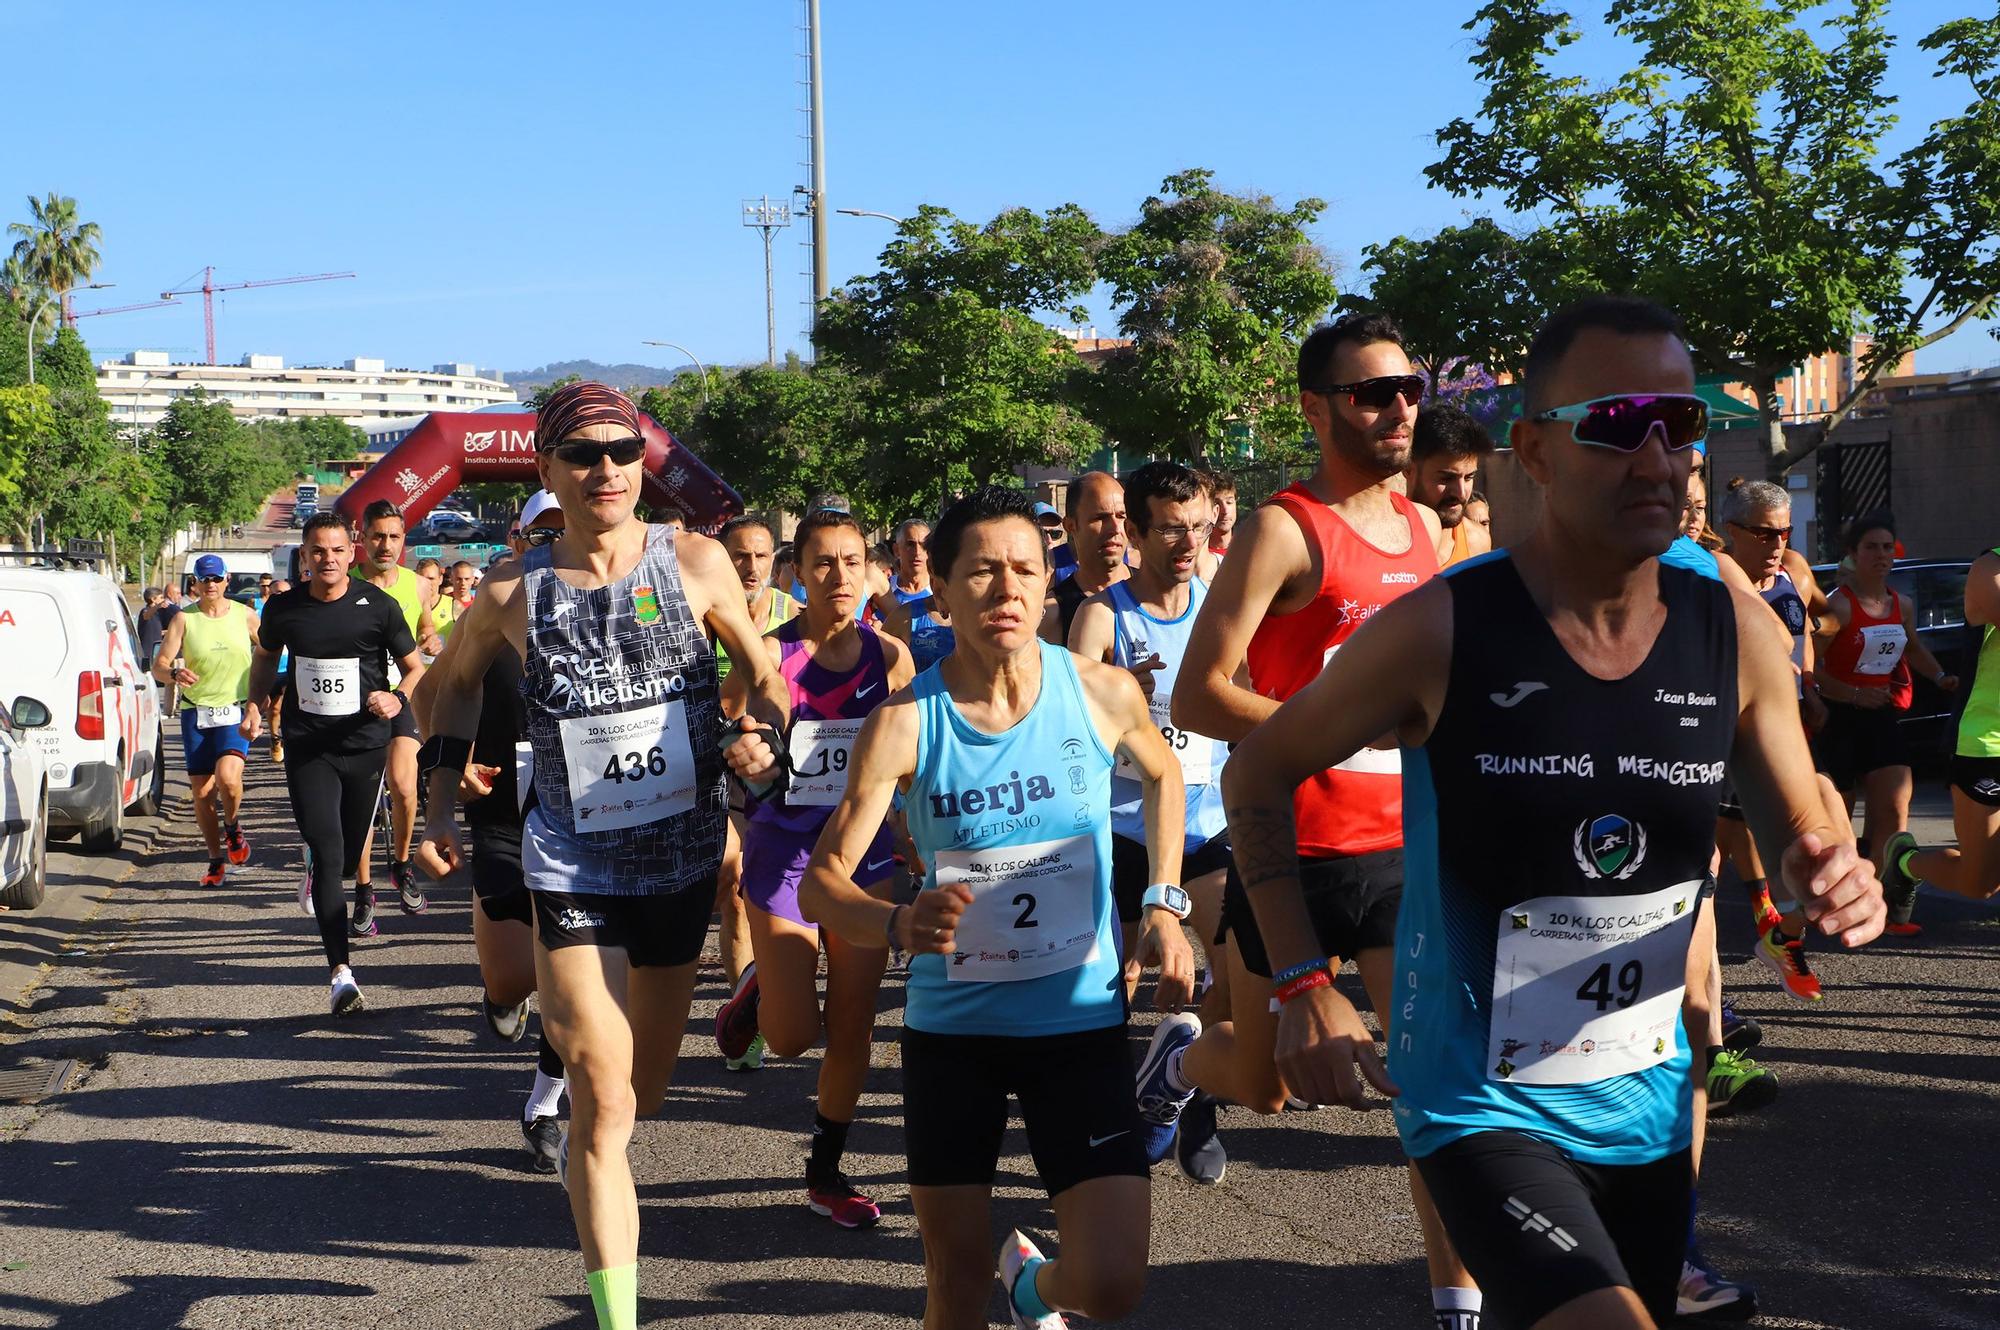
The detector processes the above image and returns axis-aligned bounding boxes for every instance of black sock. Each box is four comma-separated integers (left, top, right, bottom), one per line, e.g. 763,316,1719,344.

225,820,240,837
537,1029,564,1079
1704,1044,1725,1073
808,1112,850,1179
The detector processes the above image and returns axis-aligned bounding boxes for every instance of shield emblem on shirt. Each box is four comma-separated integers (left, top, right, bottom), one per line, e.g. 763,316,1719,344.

1575,813,1645,880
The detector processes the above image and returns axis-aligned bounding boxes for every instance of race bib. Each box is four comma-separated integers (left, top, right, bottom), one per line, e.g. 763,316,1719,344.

195,703,243,729
1321,642,1400,775
558,700,696,833
937,832,1101,983
294,656,360,716
1115,697,1211,786
787,718,864,806
1487,879,1698,1086
1856,623,1907,675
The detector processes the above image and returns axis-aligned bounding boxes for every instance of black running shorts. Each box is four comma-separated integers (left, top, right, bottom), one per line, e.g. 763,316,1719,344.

1415,1131,1692,1329
390,704,420,743
1951,754,2000,807
469,821,531,926
1813,697,1907,788
901,1023,1147,1197
1221,847,1403,977
1111,830,1232,924
532,878,718,968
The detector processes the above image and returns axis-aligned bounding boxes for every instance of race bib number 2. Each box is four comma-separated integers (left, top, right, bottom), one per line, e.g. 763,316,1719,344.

558,700,696,833
294,656,360,717
936,832,1101,983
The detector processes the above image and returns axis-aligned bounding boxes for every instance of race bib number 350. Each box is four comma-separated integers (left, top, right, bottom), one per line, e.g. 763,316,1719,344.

1487,880,1698,1086
787,718,865,806
558,700,696,833
935,832,1101,983
294,656,360,717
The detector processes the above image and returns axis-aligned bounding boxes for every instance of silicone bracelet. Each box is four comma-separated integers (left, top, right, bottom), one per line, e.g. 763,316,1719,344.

1270,957,1331,988
1274,968,1333,1007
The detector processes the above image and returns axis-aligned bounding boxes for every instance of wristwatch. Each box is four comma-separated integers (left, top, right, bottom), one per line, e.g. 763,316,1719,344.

1141,882,1191,920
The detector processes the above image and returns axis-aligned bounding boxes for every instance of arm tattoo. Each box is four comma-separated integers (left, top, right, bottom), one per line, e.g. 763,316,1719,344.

1227,803,1302,892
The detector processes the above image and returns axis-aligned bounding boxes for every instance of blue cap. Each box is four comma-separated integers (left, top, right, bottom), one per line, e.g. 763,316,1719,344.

193,554,228,580
1031,501,1060,521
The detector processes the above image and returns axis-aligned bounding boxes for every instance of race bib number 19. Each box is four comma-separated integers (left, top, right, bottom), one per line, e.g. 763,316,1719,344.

558,700,696,833
294,656,360,717
787,718,865,806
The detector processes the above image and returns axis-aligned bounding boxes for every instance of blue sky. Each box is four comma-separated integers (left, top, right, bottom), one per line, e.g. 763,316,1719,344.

6,0,1994,376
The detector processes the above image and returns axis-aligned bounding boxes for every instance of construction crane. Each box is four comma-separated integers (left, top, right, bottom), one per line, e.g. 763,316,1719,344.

64,297,181,326
159,266,357,364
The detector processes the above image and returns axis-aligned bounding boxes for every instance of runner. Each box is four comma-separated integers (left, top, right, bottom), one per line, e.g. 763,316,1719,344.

1465,493,1492,536
243,511,425,1016
875,518,955,672
417,381,787,1330
1886,542,2000,904
1407,401,1495,567
1068,459,1234,1186
1219,294,1885,1330
1160,312,1475,1323
1035,500,1076,579
1041,471,1129,645
415,557,446,629
1813,511,1958,935
716,508,915,1226
1207,470,1238,556
801,485,1193,1330
266,580,292,764
152,555,257,887
353,499,441,919
137,586,181,707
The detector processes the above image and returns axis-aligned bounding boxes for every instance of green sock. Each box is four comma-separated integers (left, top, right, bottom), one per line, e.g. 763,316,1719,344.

587,1263,637,1330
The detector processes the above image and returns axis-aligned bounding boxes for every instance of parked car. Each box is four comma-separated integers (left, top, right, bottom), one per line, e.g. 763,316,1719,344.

0,695,51,909
0,549,164,851
410,513,488,545
289,502,318,529
1812,558,1976,759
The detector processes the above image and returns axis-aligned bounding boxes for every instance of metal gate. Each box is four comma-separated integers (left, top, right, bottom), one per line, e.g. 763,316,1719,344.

1815,440,1891,562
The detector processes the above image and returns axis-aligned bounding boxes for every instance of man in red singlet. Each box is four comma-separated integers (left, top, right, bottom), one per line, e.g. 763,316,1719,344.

1142,312,1479,1327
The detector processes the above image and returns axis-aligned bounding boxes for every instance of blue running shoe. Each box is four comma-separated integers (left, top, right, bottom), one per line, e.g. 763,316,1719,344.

1134,1013,1201,1164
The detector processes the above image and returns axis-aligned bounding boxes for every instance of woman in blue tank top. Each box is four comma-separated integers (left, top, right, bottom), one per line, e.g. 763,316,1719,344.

798,488,1196,1330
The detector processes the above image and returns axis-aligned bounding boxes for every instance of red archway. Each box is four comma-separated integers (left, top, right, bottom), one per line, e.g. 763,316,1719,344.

332,411,742,532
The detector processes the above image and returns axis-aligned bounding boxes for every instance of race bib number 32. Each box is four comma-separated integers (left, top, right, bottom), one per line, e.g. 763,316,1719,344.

294,656,360,717
788,718,865,806
558,700,696,833
1487,880,1698,1086
935,832,1101,983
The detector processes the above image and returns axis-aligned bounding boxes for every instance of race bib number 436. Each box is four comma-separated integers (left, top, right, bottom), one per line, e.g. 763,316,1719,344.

1487,880,1698,1086
936,832,1101,983
558,700,696,833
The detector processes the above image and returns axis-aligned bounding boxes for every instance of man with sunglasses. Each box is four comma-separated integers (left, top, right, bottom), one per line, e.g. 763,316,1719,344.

417,382,786,1330
1219,294,1884,1330
153,554,259,888
1162,312,1476,1326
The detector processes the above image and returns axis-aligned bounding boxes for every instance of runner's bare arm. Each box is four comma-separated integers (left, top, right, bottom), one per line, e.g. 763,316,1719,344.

1714,553,1755,594
681,534,788,779
1968,551,2000,629
381,647,426,721
152,613,189,686
1728,589,1886,948
879,629,916,692
1173,504,1311,743
1785,549,1832,626
420,559,519,840
409,626,461,735
1066,594,1118,665
240,643,281,741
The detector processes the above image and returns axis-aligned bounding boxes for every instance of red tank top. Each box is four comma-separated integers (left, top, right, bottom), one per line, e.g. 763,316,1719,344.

1824,586,1906,690
1244,484,1439,857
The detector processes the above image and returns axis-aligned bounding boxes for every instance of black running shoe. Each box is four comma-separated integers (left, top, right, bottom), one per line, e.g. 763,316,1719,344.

521,1114,561,1173
350,888,378,938
484,994,530,1043
1175,1090,1227,1186
393,859,427,915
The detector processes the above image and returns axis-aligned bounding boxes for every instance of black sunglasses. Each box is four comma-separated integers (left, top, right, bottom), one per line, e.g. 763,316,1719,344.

1308,374,1426,410
524,527,564,547
544,436,646,468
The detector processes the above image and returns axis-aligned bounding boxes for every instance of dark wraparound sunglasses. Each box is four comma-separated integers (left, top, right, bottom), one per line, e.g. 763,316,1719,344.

524,527,564,547
1307,374,1426,410
1532,393,1709,453
543,436,646,468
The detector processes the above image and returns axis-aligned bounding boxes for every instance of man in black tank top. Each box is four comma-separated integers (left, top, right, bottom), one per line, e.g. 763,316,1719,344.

1215,297,1886,1330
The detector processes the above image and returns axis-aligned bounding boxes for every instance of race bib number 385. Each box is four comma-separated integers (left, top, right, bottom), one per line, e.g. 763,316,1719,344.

558,700,696,833
294,656,360,717
935,833,1100,983
1487,880,1698,1086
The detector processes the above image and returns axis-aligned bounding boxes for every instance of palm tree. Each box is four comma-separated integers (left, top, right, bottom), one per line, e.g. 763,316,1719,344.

7,193,101,322
0,253,39,313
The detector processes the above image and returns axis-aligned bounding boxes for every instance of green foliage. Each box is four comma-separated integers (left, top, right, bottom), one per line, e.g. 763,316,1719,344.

0,384,51,504
6,194,101,312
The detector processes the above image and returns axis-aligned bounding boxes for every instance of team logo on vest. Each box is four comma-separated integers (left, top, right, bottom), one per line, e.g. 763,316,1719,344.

1573,813,1647,880
926,769,1057,821
633,585,662,626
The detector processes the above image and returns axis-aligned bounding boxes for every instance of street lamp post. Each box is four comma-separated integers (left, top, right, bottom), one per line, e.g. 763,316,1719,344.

742,196,794,366
640,341,710,408
26,281,114,384
837,209,906,224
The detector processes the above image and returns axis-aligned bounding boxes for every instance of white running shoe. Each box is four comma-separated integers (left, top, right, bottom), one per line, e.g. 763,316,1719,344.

996,1229,1066,1329
298,852,315,917
329,969,364,1016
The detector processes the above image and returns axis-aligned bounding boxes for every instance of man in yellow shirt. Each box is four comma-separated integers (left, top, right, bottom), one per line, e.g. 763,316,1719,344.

356,499,440,918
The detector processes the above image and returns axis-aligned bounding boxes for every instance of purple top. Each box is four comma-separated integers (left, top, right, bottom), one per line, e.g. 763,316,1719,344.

752,619,892,832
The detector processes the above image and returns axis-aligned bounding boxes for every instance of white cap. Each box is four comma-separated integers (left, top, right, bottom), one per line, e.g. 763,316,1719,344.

518,489,561,528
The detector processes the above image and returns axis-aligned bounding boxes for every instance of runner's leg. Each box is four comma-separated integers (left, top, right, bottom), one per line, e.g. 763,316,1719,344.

625,960,701,1118
473,901,537,1008
910,1187,996,1330
190,771,222,858
536,941,641,1274
1036,1177,1150,1320
1178,937,1285,1113
717,814,753,987
215,750,246,830
1861,764,1912,875
815,926,888,1122
387,733,419,861
744,904,822,1057
1904,789,2000,900
1188,864,1230,1023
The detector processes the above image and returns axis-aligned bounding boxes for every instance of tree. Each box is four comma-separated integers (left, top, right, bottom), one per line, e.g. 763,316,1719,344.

0,384,51,508
1092,169,1340,466
684,364,882,525
1369,0,2000,475
7,194,101,323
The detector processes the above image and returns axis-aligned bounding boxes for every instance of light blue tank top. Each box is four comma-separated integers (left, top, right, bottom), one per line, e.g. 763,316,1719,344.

1104,579,1228,847
1661,535,1721,581
903,641,1121,1037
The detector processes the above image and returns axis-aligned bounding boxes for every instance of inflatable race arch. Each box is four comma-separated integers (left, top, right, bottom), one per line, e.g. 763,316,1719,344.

332,411,742,533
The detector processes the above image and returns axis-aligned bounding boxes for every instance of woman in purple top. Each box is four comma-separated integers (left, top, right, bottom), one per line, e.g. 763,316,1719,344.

719,509,914,1230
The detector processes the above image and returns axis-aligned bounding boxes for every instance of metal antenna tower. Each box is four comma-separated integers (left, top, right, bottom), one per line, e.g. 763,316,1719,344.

742,195,794,366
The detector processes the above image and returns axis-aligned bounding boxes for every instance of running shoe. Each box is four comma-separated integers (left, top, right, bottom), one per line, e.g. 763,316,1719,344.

1135,1012,1201,1165
557,1123,570,1194
329,970,365,1016
1880,830,1922,933
1754,924,1822,1001
715,963,761,1063
1677,1246,1758,1321
297,852,315,916
270,740,284,763
350,888,378,939
1707,1048,1778,1115
724,1032,767,1073
1719,996,1762,1053
806,1167,883,1229
393,859,427,915
1283,1096,1321,1112
1174,1090,1226,1186
224,824,250,866
484,993,530,1043
996,1229,1066,1330
199,858,226,889
521,1114,561,1174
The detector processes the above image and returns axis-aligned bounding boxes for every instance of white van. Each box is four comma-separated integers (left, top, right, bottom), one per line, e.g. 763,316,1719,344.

181,549,273,604
0,550,165,851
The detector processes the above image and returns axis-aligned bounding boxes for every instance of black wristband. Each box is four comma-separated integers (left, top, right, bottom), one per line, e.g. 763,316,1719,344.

418,734,472,778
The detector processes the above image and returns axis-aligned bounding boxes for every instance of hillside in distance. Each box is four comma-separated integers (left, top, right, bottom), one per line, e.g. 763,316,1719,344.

505,360,705,392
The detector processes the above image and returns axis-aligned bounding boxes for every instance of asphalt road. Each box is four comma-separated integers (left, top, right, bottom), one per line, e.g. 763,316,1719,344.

0,743,1995,1329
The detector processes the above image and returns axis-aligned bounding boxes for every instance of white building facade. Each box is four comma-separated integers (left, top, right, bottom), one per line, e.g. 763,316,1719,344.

99,352,517,428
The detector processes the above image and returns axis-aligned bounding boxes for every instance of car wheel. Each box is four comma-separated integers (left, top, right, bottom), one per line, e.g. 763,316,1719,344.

130,728,166,817
80,750,126,853
1,785,50,910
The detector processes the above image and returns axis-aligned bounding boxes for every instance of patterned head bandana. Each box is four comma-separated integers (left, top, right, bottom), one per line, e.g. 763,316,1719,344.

537,380,644,450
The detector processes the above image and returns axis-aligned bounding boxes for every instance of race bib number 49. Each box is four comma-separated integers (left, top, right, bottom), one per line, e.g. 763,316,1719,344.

936,832,1101,983
787,718,865,806
294,656,360,717
1487,880,1698,1086
558,700,696,833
